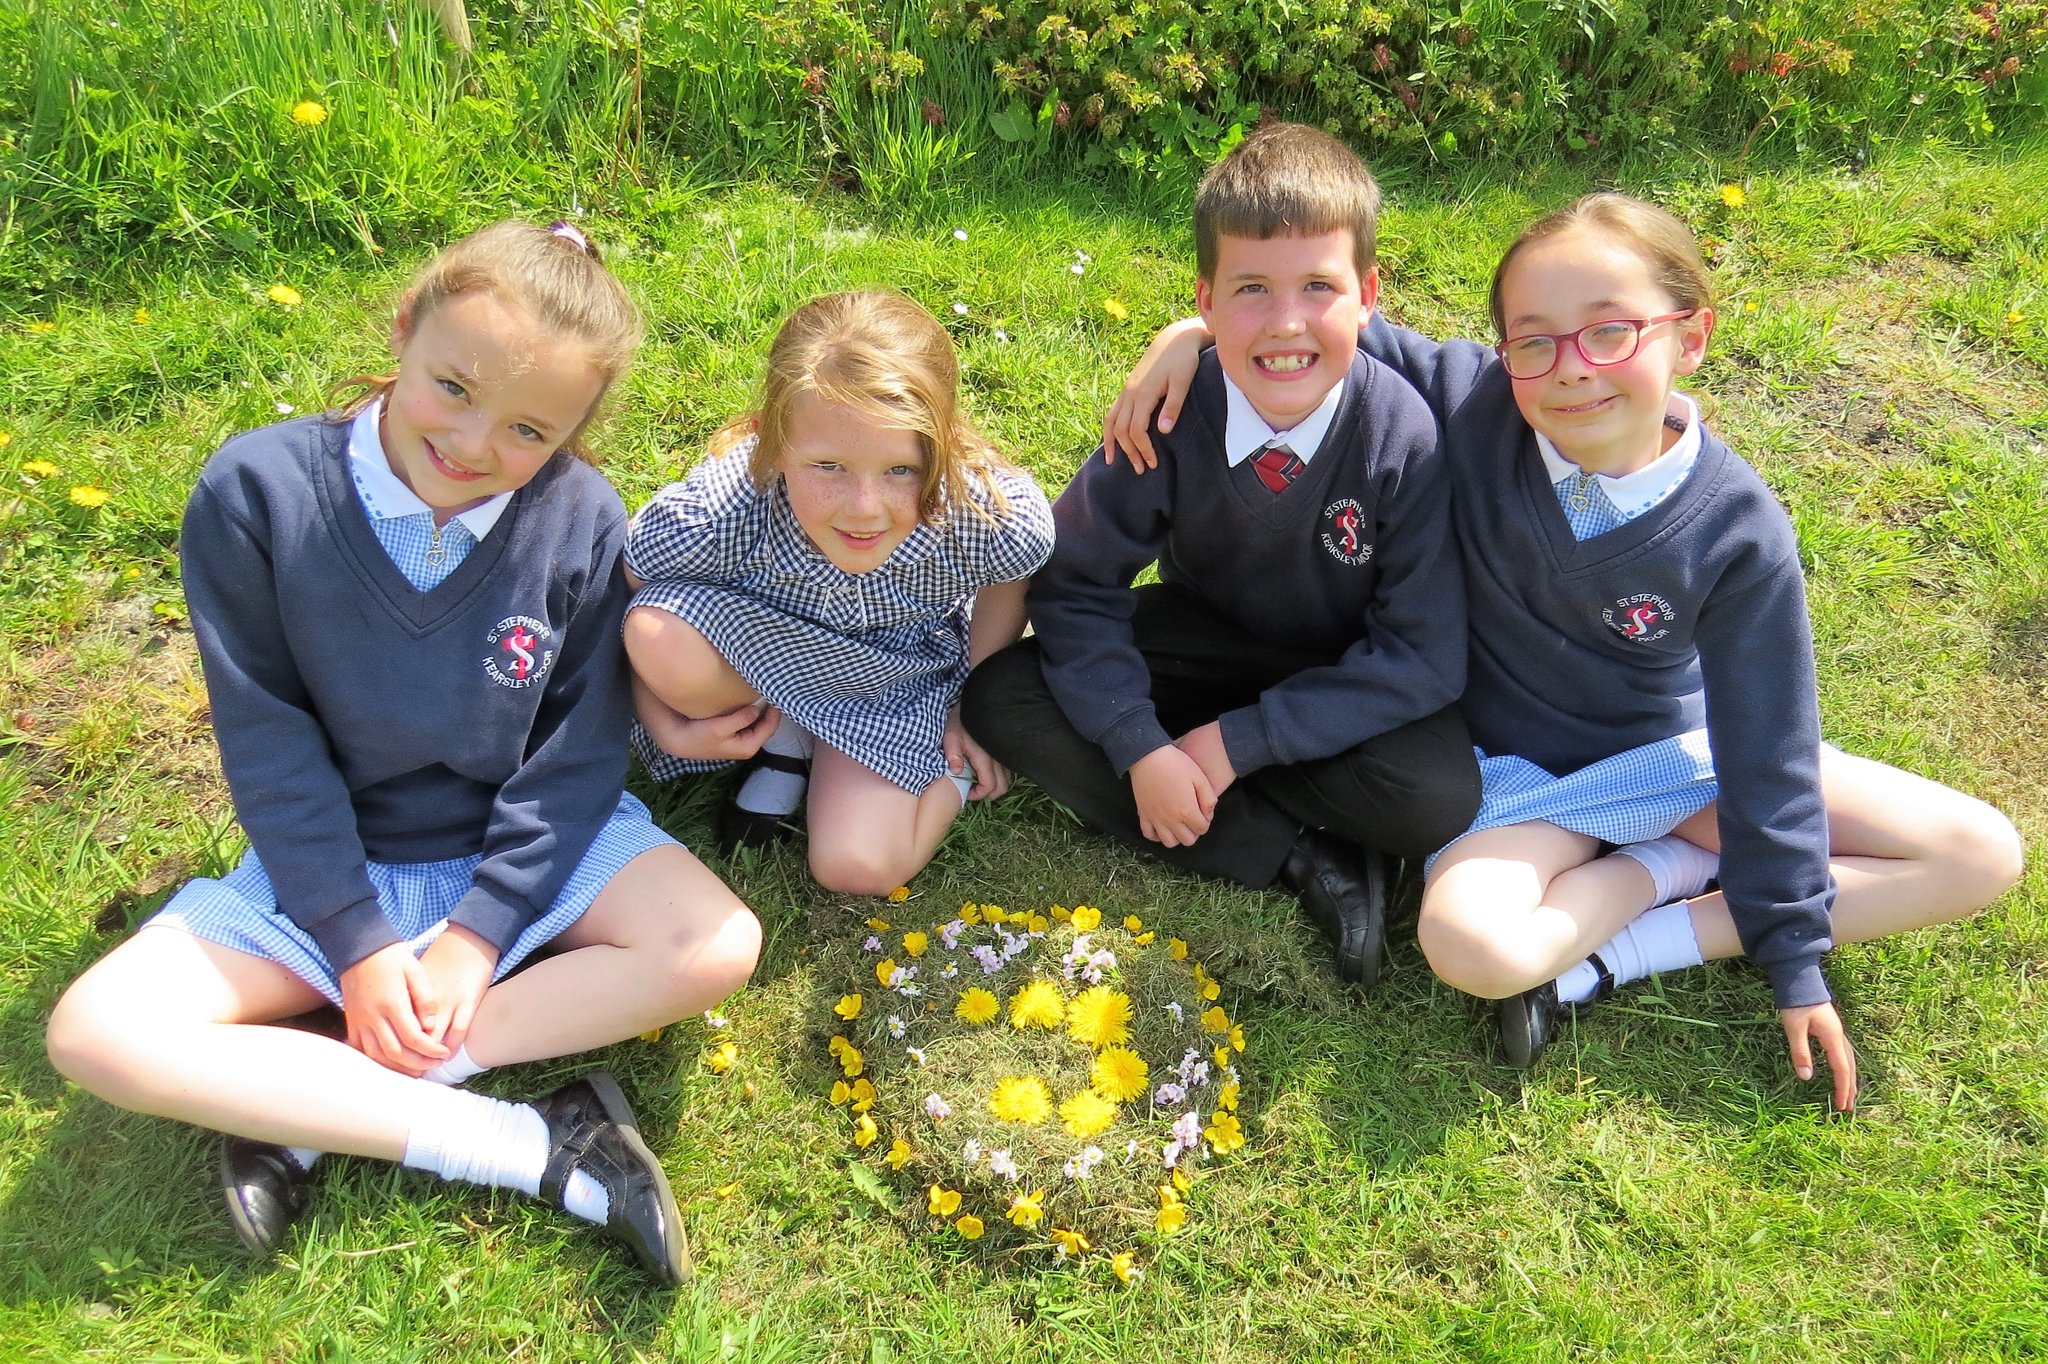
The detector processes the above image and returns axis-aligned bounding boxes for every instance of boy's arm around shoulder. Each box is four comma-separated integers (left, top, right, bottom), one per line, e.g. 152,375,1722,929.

1025,445,1179,773
1357,313,1500,428
450,474,635,957
1216,363,1467,774
180,435,396,972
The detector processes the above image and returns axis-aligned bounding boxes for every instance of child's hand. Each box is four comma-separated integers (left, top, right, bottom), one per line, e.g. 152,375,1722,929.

642,691,780,763
1130,745,1217,847
414,925,500,1059
1172,720,1238,801
944,705,1011,801
1101,318,1212,473
1781,1001,1858,1112
339,943,451,1076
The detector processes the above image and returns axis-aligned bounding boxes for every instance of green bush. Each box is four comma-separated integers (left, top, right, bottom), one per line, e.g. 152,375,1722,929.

931,0,2048,169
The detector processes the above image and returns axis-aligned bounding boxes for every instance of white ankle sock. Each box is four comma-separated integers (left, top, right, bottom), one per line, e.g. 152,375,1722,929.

286,1044,488,1173
1610,835,1718,906
736,717,813,816
397,1083,609,1223
1554,900,1705,1003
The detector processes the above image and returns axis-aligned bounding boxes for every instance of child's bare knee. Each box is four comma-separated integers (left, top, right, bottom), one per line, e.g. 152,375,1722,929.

693,903,762,998
809,843,906,899
1417,913,1546,999
1942,804,2026,915
45,985,150,1100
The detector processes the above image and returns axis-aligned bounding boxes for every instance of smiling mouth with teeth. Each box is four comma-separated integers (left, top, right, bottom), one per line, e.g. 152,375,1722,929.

1257,353,1316,373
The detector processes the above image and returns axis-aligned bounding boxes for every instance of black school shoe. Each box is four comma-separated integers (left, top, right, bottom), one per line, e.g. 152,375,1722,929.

1278,829,1387,989
220,1138,314,1257
714,749,809,854
1497,954,1615,1068
532,1070,690,1286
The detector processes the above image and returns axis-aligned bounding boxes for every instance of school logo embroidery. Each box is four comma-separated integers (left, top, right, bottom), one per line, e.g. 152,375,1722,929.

1319,498,1374,566
484,615,556,689
1603,592,1676,644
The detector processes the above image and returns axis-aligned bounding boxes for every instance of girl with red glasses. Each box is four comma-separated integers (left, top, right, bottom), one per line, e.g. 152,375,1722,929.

1104,192,2020,1112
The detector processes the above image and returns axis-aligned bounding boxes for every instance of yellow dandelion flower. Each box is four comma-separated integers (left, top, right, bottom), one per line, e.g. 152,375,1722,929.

833,993,863,1020
1200,1006,1231,1035
27,321,55,335
1719,183,1747,209
1171,1168,1192,1194
2008,309,2024,327
1009,979,1065,1030
1059,1089,1117,1139
1230,1023,1246,1053
886,1138,913,1170
828,1034,851,1057
853,1113,879,1147
960,903,983,924
1049,1227,1091,1258
928,1185,962,1217
715,1180,740,1198
886,885,911,903
866,916,891,931
839,1046,865,1078
875,957,898,987
1067,986,1134,1048
902,931,928,958
69,485,110,509
132,307,151,325
638,1026,663,1042
988,1075,1053,1125
1133,930,1155,946
1050,904,1072,922
956,1214,985,1240
1169,937,1189,960
1026,913,1050,932
1103,298,1129,321
983,905,1007,923
1192,962,1220,1000
1156,1200,1187,1234
1158,1183,1183,1209
266,284,303,308
1070,905,1102,930
830,1079,851,1106
1123,915,1143,932
851,1078,877,1113
22,459,57,479
1112,1250,1143,1283
1218,1078,1240,1111
1008,1189,1045,1227
1213,1044,1231,1070
291,99,329,126
703,1041,738,1073
1204,1110,1246,1154
1090,1046,1149,1102
955,987,999,1025
0,432,12,448
1744,300,1759,313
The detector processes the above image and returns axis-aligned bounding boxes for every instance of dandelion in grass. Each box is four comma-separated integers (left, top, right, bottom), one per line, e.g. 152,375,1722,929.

1009,979,1065,1030
834,993,863,1020
830,1079,851,1106
876,957,899,987
927,1185,961,1216
0,432,11,449
715,1180,740,1198
956,1214,985,1240
1008,1190,1045,1227
1204,1111,1245,1155
1070,905,1101,931
955,988,999,1025
1067,986,1133,1048
1719,183,1747,208
2008,309,2024,327
132,308,150,325
866,917,891,932
266,284,303,308
1229,1023,1246,1053
902,931,928,957
851,1078,877,1112
22,459,56,480
886,1139,913,1170
703,1040,738,1072
1103,298,1129,321
988,1075,1053,1125
1200,1006,1230,1035
1091,1047,1148,1103
1059,1089,1117,1139
1050,1227,1090,1257
1218,1078,1240,1111
1112,1251,1142,1284
27,321,54,335
69,486,110,509
291,99,329,126
853,1113,879,1147
1169,937,1188,960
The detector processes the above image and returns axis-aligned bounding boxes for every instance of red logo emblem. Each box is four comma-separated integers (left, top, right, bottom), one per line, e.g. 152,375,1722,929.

1602,592,1676,644
484,615,556,688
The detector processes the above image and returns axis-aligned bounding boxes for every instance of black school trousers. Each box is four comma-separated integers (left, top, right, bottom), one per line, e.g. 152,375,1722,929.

961,583,1482,889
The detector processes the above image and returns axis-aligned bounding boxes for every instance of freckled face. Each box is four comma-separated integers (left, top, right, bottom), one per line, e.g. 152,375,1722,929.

775,391,928,574
1497,229,1713,476
1196,229,1377,431
379,290,605,514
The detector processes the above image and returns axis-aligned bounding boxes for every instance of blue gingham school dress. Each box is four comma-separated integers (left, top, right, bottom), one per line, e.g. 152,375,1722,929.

150,794,676,1007
625,443,1055,793
149,450,681,1003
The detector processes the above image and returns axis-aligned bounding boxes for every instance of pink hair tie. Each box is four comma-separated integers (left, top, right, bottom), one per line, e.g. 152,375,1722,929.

547,220,599,261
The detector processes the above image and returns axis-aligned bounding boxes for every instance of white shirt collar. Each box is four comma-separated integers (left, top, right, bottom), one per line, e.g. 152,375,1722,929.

1536,393,1702,517
1221,371,1347,468
347,398,512,540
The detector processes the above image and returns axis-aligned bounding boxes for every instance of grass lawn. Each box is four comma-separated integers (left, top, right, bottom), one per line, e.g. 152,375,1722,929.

2,139,2045,1361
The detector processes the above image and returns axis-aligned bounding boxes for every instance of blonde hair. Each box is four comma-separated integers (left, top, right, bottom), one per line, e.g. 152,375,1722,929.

1194,122,1381,282
1489,192,1713,338
719,291,1011,522
334,220,643,463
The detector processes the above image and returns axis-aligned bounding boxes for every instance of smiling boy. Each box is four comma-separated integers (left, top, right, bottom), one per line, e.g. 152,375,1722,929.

963,123,1479,986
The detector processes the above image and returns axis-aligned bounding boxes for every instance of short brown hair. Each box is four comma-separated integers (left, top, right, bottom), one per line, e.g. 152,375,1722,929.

720,291,1012,524
1489,192,1713,338
336,220,643,462
1194,122,1381,282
